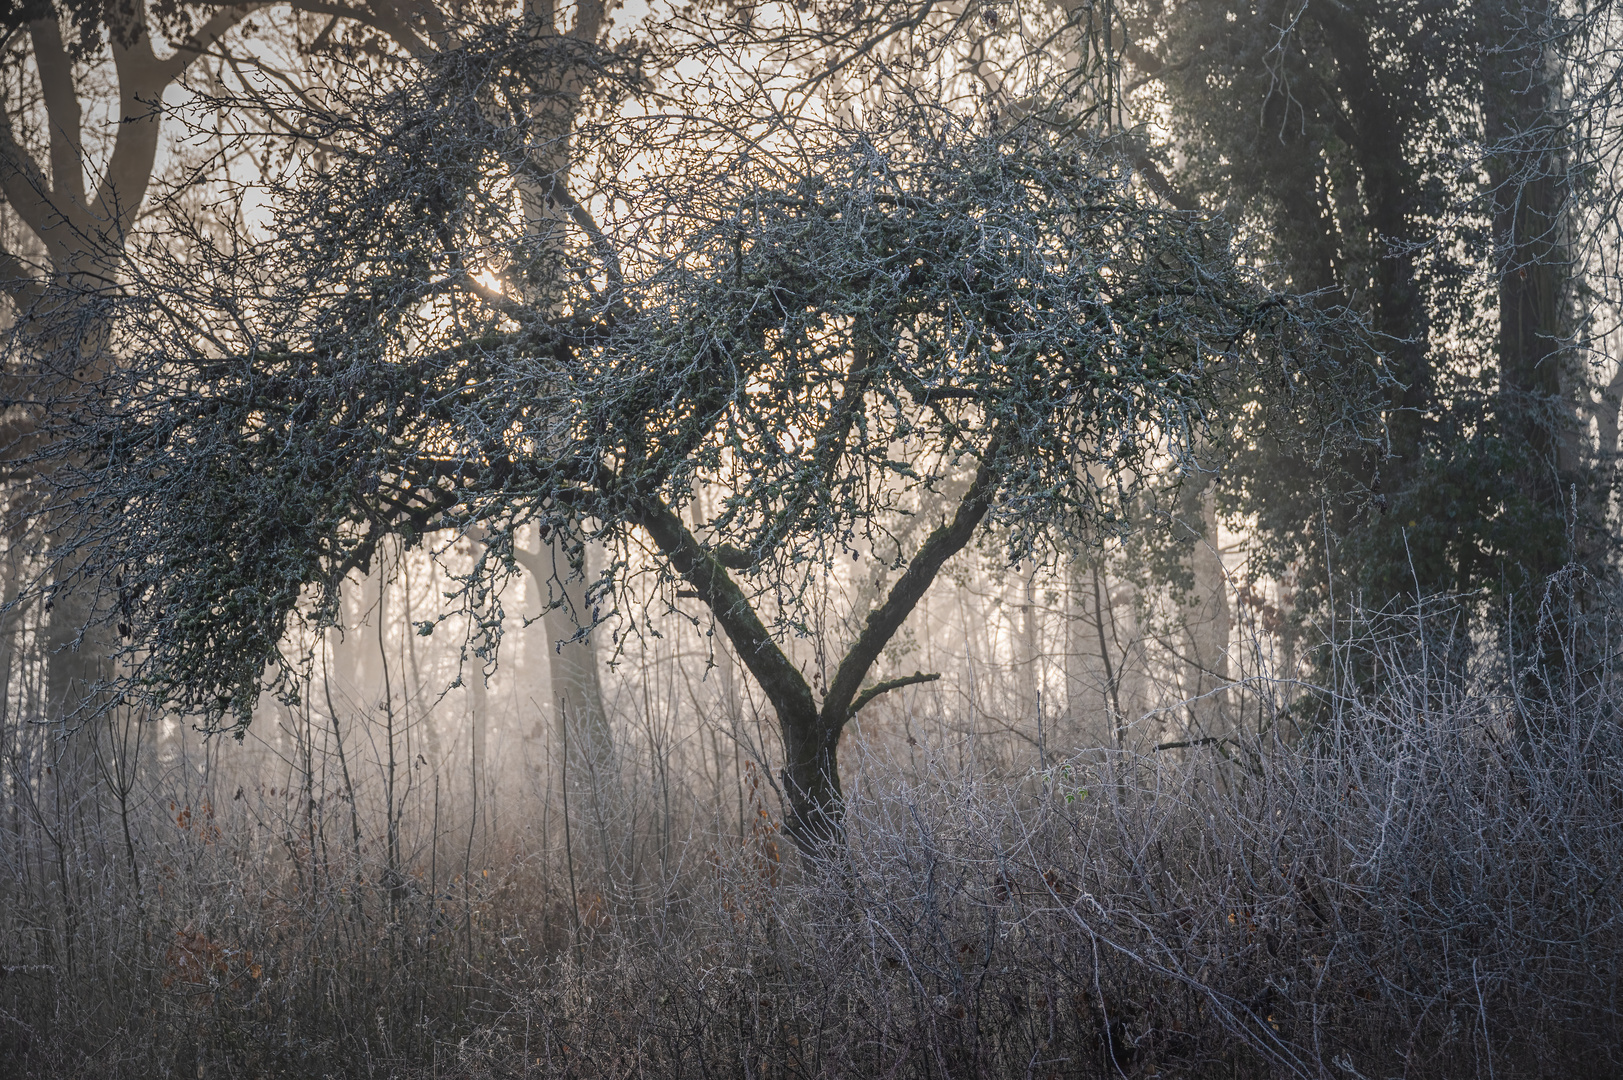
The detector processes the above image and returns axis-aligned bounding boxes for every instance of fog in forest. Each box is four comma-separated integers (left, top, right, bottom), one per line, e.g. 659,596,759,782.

3,0,1623,1076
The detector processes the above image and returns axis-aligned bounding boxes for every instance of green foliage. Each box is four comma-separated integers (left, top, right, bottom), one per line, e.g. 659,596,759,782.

1129,0,1615,652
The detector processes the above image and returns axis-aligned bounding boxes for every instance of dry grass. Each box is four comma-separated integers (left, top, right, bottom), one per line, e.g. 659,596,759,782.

443,701,1622,1079
4,611,1621,1079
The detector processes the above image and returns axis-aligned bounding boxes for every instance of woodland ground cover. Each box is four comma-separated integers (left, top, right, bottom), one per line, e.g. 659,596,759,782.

4,599,1621,1079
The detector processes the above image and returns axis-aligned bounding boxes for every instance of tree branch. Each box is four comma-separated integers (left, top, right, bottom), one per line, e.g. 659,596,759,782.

1118,38,1164,80
1051,3,1197,211
849,670,939,716
0,109,58,246
0,239,44,312
508,539,549,582
711,544,754,570
571,0,608,44
537,175,625,298
86,6,263,250
1131,148,1198,213
811,333,877,499
821,431,1006,726
525,0,557,34
791,0,945,101
94,33,168,252
152,4,267,85
466,523,550,583
286,1,432,58
29,17,87,205
631,493,818,727
1056,0,1164,82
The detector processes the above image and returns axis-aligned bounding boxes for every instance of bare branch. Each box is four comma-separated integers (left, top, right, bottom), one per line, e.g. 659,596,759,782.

0,239,44,311
631,494,819,731
286,0,432,57
848,670,939,716
821,434,1004,726
0,108,58,248
29,17,87,205
152,4,268,84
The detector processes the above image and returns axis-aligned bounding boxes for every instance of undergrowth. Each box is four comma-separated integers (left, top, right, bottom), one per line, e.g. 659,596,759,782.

4,615,1620,1079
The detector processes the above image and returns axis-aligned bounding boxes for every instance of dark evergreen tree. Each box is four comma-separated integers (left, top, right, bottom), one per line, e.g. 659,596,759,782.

1116,0,1613,694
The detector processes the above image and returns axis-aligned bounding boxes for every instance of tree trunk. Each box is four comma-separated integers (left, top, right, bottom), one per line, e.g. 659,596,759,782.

1063,556,1091,742
541,528,609,758
540,527,616,848
508,0,614,774
42,577,107,833
11,8,247,822
1016,567,1040,723
1184,486,1231,734
1482,0,1585,718
778,706,844,854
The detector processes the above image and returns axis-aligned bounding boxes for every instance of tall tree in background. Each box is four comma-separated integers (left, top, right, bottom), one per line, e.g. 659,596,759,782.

2,0,254,731
1480,0,1593,706
1117,0,1615,689
509,0,613,781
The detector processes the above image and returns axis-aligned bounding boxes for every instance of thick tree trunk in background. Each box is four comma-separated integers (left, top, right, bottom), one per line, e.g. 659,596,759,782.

1486,0,1571,502
1064,556,1116,747
43,571,106,724
538,528,614,811
778,702,845,853
1482,0,1586,713
502,523,616,859
1184,486,1231,734
510,0,613,786
43,580,107,832
7,9,248,843
1328,60,1431,498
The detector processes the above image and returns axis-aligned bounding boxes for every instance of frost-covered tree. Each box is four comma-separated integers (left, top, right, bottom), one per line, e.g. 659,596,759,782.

12,21,1364,851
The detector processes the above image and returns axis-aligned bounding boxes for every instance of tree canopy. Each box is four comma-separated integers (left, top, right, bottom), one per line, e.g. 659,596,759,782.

9,16,1366,846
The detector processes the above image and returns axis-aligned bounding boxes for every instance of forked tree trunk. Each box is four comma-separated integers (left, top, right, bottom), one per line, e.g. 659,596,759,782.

635,442,1003,858
778,705,845,851
9,8,250,842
